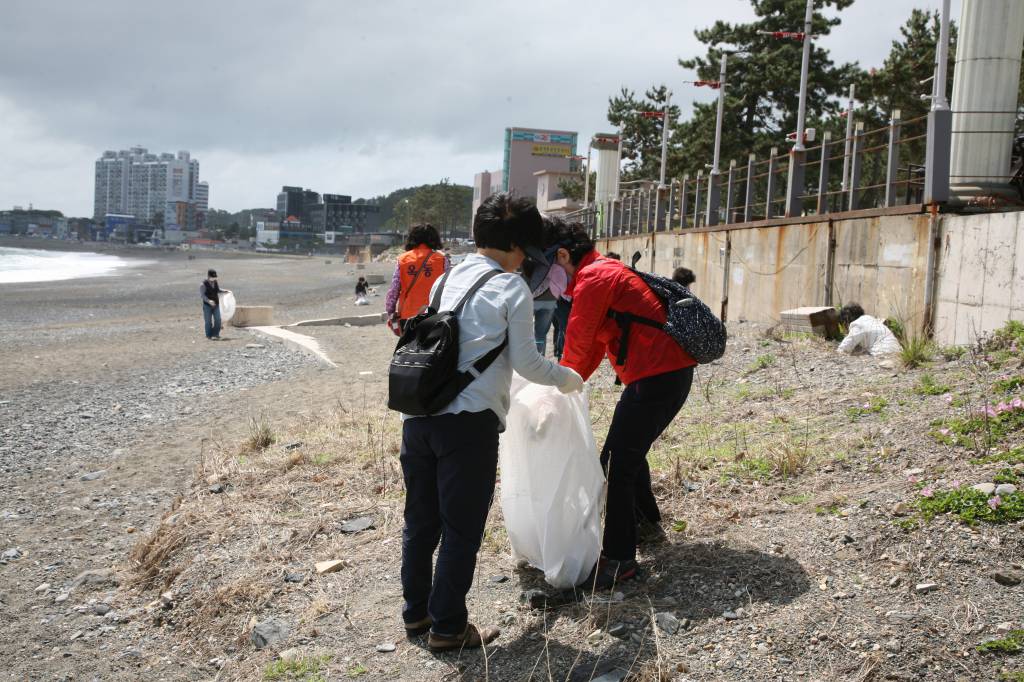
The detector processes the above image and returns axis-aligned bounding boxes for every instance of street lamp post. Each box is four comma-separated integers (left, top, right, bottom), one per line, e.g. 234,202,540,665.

659,91,671,187
705,53,728,226
840,84,856,209
923,0,951,204
784,0,814,217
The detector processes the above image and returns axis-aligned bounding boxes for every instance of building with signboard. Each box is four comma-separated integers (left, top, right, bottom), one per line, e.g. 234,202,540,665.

502,127,578,200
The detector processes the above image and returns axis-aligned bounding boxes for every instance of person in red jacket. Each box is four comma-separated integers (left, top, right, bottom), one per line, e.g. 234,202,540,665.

546,221,696,590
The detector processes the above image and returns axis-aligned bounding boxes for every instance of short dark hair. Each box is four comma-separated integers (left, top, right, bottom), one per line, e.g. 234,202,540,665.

838,303,865,326
605,252,621,261
405,223,442,251
473,193,543,252
673,267,696,287
207,269,217,277
542,218,594,265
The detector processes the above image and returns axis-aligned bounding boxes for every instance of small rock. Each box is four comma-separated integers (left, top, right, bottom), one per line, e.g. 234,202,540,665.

879,359,897,370
608,623,628,638
278,648,300,662
282,441,303,451
340,516,374,533
35,583,51,593
489,575,509,584
251,619,288,650
284,572,306,583
996,622,1014,634
80,470,105,482
755,643,769,655
1,548,23,561
892,502,911,516
905,468,925,477
54,593,69,603
208,483,226,494
915,582,939,594
833,592,855,600
994,483,1018,496
885,638,902,653
587,629,604,645
992,570,1022,587
723,610,740,621
972,483,996,495
888,576,901,588
315,560,346,575
654,612,680,635
245,343,264,349
92,603,112,616
376,642,396,653
71,568,118,592
69,630,84,641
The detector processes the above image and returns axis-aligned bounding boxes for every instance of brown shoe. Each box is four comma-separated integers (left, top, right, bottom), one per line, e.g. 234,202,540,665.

427,623,500,652
404,616,431,638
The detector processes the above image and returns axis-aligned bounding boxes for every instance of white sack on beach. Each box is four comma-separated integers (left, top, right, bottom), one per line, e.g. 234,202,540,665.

218,291,236,322
499,374,604,589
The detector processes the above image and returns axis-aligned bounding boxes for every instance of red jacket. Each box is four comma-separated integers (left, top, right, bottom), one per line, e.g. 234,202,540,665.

561,251,696,385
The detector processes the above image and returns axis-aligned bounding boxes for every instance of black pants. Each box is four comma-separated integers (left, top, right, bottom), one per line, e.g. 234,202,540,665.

400,410,499,636
600,367,694,561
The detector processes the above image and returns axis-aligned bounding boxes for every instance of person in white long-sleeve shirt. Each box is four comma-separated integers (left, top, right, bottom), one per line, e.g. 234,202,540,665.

837,303,903,356
397,192,583,653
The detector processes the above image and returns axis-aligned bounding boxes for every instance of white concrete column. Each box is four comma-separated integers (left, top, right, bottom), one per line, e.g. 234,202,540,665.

949,0,1024,190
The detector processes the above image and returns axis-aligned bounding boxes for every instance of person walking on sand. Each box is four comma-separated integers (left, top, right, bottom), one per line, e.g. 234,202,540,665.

200,269,230,340
398,193,583,652
545,221,696,591
385,224,449,334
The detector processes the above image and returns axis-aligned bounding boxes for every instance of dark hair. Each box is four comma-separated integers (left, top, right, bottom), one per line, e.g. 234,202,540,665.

542,218,594,266
473,193,543,252
838,303,865,326
405,223,442,251
605,252,621,261
673,267,696,287
207,269,217,277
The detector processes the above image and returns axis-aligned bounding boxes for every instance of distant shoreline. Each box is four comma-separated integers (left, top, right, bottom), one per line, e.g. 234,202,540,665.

0,235,314,261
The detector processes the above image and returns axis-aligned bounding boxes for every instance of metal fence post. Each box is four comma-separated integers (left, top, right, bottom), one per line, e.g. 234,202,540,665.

679,175,689,229
817,132,832,215
765,147,779,218
785,144,806,218
744,154,755,222
693,171,704,228
923,0,951,204
665,181,675,232
724,160,737,224
635,190,642,233
706,166,721,227
885,109,902,207
848,122,865,210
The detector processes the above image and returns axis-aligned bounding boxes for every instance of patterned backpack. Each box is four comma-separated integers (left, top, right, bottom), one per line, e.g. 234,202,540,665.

607,266,727,366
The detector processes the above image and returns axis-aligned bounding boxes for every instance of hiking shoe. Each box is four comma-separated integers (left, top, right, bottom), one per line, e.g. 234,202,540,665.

427,623,500,652
637,520,668,546
581,557,639,592
404,616,431,638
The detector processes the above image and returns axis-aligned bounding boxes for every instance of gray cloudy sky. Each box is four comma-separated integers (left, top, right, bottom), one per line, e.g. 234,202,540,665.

0,0,957,216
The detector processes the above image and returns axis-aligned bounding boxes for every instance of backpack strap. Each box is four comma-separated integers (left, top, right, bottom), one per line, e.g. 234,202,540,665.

451,269,509,381
429,268,452,310
606,309,665,367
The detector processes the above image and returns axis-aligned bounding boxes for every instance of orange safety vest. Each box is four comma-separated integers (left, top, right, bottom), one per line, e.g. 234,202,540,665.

397,246,447,320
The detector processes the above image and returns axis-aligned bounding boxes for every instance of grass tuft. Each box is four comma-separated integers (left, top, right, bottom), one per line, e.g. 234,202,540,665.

977,630,1024,656
914,373,951,396
916,486,1024,525
263,655,332,681
900,336,934,369
244,414,276,453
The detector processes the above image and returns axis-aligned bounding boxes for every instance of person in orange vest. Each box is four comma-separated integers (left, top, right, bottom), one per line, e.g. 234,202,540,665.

385,224,449,334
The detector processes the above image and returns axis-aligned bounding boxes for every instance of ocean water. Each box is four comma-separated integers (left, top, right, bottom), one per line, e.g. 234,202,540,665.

0,246,133,284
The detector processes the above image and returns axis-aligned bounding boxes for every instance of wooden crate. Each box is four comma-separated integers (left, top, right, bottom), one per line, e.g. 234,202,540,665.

780,306,839,338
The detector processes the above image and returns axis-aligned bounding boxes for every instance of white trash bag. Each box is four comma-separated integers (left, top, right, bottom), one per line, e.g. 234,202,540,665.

218,291,236,322
499,374,605,589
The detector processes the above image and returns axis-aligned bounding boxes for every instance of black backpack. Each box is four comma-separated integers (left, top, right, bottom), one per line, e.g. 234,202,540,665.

607,264,727,366
387,269,507,416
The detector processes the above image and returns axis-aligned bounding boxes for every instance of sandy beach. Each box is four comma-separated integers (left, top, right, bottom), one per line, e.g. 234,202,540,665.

0,240,398,680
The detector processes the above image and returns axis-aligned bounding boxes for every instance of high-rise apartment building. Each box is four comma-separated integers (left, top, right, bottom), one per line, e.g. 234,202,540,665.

93,147,207,224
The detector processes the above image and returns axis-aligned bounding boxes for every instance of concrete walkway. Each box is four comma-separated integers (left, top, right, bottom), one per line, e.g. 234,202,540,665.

248,326,337,368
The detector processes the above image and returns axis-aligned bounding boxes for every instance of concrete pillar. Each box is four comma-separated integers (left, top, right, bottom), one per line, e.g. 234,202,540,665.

949,0,1024,196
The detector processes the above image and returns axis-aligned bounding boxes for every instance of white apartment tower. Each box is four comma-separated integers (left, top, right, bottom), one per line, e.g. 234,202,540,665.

93,147,207,223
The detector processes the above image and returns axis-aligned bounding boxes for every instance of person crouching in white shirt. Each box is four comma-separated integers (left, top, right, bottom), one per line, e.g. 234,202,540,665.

837,304,903,356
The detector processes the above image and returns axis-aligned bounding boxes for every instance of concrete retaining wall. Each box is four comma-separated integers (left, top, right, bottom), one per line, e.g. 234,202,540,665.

599,209,1023,346
935,211,1024,344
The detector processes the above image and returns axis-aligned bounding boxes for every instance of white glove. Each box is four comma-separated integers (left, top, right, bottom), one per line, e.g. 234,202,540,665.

558,369,584,394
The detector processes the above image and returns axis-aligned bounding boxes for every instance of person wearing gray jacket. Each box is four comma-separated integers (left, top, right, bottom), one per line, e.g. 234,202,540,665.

200,269,230,340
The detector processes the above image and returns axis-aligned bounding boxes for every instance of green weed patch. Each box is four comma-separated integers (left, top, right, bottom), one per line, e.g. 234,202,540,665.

916,487,1024,525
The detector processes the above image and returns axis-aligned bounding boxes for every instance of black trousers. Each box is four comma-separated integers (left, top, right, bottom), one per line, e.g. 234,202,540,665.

599,367,694,561
400,410,499,636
